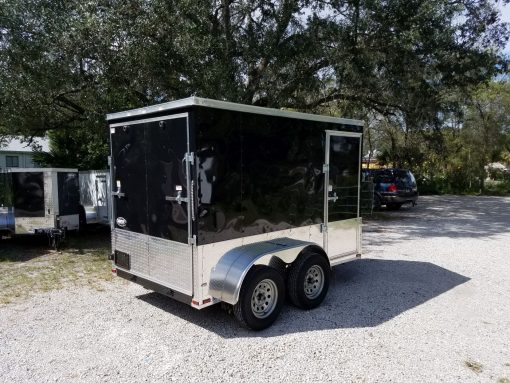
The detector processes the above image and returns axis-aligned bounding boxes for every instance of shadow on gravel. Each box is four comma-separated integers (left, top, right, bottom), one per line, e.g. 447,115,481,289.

0,227,110,262
136,258,469,337
364,195,510,244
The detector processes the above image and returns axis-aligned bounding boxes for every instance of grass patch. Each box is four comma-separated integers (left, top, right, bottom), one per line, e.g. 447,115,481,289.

0,231,114,305
465,360,484,374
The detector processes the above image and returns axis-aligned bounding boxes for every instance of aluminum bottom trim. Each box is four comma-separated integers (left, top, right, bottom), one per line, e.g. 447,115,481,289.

330,252,360,267
115,266,193,296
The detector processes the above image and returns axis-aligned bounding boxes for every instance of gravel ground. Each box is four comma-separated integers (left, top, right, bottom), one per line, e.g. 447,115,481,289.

1,195,509,383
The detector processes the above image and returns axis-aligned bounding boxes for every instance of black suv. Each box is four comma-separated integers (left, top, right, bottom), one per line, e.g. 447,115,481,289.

364,168,418,210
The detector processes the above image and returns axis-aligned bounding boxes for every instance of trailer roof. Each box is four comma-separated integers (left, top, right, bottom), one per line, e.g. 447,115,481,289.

2,168,78,173
106,97,364,127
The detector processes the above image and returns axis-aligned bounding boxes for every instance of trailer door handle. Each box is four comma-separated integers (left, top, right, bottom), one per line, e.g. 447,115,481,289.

112,191,125,198
328,192,338,203
165,190,188,205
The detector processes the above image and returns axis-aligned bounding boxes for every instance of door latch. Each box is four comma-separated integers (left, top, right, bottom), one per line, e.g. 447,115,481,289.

113,180,125,198
328,192,339,203
185,152,195,165
165,190,189,205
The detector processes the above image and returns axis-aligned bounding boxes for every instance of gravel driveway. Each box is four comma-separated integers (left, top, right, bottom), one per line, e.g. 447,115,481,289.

1,195,509,382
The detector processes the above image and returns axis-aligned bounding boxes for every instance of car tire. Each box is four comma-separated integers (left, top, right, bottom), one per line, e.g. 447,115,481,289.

233,266,285,330
287,252,330,310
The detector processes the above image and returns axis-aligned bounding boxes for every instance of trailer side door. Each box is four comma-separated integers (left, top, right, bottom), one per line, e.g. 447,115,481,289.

323,131,362,260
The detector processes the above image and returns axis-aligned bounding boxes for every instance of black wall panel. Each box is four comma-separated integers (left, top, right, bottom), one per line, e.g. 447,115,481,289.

0,173,13,207
111,123,148,234
12,172,45,217
57,172,80,216
146,118,189,243
194,107,361,245
109,104,362,246
111,117,190,243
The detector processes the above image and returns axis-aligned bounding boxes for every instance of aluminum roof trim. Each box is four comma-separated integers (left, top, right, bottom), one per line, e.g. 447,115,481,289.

1,168,78,173
106,97,364,126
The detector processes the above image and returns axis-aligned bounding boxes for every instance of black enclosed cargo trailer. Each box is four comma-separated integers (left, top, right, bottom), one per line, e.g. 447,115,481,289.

0,168,80,246
107,97,364,329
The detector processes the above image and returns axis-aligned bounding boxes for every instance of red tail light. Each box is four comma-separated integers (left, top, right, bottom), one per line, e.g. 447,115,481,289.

387,184,397,193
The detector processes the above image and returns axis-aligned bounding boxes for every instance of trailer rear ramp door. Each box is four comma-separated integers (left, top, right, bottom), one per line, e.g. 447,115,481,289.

110,113,194,297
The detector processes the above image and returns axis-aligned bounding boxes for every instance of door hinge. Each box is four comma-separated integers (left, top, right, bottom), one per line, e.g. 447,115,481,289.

190,180,195,221
188,235,197,246
185,152,195,165
322,164,329,173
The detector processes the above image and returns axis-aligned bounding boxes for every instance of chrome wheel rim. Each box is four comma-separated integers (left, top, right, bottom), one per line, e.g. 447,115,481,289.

304,265,324,299
251,279,278,319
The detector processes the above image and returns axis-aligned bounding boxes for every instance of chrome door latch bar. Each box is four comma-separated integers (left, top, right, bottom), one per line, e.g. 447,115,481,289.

328,192,338,203
165,190,189,205
185,152,195,165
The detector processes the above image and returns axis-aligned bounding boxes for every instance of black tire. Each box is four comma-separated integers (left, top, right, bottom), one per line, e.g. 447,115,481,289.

287,252,330,310
233,266,285,331
386,203,402,211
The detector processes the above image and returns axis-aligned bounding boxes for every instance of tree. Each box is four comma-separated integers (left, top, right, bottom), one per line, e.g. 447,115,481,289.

461,81,510,191
0,0,508,169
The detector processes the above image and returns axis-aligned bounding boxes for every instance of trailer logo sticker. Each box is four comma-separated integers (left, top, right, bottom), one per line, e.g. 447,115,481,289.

116,217,127,227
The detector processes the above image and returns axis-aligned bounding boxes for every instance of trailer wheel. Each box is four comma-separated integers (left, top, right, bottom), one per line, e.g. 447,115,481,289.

233,266,285,331
287,252,330,310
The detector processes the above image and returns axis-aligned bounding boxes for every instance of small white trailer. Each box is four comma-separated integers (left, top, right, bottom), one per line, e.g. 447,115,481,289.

107,97,364,330
0,168,80,247
78,170,111,226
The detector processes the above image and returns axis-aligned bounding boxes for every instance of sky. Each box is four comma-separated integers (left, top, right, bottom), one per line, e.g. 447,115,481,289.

498,2,510,54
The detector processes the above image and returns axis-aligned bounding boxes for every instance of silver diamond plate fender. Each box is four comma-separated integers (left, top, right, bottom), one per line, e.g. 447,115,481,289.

208,237,327,305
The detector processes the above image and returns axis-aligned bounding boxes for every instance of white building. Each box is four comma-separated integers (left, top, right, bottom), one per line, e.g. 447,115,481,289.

0,137,50,170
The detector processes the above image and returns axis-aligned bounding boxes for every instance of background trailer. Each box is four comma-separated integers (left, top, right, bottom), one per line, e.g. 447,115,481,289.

107,97,364,330
79,170,111,226
0,168,80,245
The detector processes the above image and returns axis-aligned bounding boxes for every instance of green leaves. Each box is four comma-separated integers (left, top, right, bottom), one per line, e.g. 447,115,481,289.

0,0,508,169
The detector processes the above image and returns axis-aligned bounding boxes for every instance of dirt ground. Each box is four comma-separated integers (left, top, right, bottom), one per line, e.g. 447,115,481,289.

0,228,113,305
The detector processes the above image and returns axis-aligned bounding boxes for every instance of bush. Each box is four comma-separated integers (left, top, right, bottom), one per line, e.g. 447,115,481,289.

417,176,451,195
484,179,510,196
